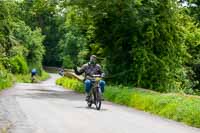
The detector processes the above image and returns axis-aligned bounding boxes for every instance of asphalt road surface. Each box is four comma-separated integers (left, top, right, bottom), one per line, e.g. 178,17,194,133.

0,74,199,133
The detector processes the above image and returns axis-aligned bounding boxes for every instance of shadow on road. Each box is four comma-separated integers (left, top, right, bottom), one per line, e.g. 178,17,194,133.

15,89,84,101
15,88,109,111
75,106,108,111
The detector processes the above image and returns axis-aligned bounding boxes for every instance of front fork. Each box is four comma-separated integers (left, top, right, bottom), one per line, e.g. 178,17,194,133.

98,84,102,94
89,82,102,102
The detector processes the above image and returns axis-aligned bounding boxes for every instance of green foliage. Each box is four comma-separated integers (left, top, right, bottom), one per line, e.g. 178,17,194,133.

182,0,200,90
186,0,200,23
38,70,50,81
56,77,84,93
12,21,45,70
21,0,62,66
15,70,50,83
115,90,200,127
56,77,200,128
0,1,19,56
18,0,200,93
0,64,13,90
9,55,28,74
1,0,200,95
65,0,200,93
0,1,47,89
57,6,91,67
62,55,74,68
14,74,32,83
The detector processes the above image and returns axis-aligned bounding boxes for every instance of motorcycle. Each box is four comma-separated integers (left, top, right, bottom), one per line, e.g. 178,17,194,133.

87,74,103,110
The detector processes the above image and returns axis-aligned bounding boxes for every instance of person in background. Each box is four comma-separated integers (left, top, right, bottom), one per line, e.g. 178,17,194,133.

58,67,64,76
31,68,37,82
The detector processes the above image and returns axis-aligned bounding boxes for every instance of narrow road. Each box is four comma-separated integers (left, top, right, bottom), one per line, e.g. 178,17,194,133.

0,74,199,133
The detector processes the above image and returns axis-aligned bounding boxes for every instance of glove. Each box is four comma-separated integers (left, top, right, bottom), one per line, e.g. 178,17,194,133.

73,66,77,71
73,66,79,75
101,73,105,78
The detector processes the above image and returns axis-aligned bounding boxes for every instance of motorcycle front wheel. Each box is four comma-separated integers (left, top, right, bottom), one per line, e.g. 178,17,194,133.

95,88,101,110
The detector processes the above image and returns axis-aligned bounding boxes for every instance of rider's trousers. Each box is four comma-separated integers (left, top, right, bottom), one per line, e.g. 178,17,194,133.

84,79,106,93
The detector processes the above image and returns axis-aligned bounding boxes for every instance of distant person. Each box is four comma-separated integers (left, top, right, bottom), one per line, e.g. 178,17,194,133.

58,67,64,76
31,68,37,82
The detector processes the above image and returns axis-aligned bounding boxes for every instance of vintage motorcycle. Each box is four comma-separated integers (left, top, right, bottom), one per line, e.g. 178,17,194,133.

86,74,103,110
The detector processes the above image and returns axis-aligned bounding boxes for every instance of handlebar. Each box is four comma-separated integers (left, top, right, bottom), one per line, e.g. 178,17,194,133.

91,74,101,77
91,73,105,78
86,74,102,81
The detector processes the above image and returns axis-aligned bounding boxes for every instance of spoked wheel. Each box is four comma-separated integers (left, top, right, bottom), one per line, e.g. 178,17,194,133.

95,98,101,110
95,88,102,110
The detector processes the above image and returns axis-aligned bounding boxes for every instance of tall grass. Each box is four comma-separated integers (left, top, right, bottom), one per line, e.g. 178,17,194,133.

0,73,13,90
0,70,50,90
0,64,13,90
14,70,50,83
56,77,83,93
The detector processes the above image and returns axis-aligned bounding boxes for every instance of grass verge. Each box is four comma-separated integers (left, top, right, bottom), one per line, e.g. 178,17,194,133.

0,73,13,90
0,64,13,90
0,70,50,90
56,77,200,128
14,70,50,83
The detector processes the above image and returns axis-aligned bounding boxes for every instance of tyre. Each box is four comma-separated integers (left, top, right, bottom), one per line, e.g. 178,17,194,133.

95,88,101,110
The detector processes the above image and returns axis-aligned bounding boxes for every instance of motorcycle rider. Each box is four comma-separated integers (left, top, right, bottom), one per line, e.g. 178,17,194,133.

31,68,37,82
58,67,64,76
73,55,106,100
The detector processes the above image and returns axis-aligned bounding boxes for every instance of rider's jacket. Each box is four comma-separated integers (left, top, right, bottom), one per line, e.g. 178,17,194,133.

31,68,37,74
75,62,103,80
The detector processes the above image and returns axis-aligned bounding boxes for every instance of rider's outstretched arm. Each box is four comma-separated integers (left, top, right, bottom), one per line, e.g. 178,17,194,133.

74,64,86,75
74,67,82,75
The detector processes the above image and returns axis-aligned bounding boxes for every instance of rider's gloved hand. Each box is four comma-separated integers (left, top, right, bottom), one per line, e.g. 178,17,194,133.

101,73,105,78
73,65,77,71
73,65,79,75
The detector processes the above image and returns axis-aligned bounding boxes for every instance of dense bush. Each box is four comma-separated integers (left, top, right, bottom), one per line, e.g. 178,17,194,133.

0,1,47,89
56,77,84,93
58,0,200,94
12,21,45,72
56,77,200,128
37,70,50,81
9,55,28,74
9,0,200,94
15,70,50,83
62,55,74,69
0,64,13,90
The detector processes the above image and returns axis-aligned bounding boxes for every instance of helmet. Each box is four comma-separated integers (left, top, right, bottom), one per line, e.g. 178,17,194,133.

90,55,97,64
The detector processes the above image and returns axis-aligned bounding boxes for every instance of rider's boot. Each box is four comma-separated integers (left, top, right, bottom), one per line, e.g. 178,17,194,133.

85,93,90,101
101,93,104,101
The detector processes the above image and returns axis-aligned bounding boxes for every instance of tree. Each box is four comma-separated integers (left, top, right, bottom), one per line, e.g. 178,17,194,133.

67,0,200,92
21,0,62,66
